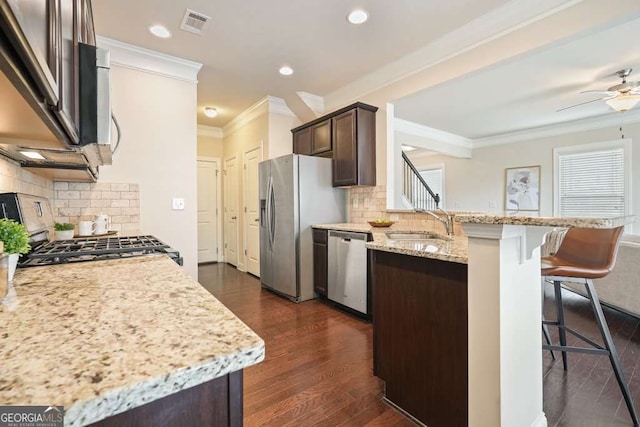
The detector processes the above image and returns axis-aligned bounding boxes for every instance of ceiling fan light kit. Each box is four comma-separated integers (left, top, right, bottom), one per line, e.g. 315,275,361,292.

605,94,640,112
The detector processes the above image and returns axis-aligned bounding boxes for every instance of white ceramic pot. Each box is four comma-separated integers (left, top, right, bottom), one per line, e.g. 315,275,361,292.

55,229,75,240
8,253,18,282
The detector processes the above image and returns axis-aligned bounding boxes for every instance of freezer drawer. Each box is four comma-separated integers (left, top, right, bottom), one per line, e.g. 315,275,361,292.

328,230,368,315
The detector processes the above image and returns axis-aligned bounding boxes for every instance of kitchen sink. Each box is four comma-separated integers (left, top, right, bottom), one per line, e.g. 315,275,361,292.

385,232,447,241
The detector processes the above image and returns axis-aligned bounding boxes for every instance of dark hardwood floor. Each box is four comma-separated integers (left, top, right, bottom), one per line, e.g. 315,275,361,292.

542,284,640,427
198,263,414,427
199,263,640,426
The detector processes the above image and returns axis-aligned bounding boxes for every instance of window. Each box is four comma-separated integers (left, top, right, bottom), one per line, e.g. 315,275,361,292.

554,140,631,218
419,166,444,208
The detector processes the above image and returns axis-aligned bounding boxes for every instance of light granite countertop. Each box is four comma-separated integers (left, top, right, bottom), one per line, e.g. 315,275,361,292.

312,223,469,264
455,213,635,228
0,255,264,427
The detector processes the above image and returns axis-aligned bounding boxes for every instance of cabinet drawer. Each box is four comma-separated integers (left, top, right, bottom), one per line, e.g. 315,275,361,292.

312,228,328,244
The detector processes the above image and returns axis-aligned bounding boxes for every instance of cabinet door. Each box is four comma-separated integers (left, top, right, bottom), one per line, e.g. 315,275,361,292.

1,0,60,105
313,242,328,296
311,119,331,154
293,127,311,155
332,109,357,186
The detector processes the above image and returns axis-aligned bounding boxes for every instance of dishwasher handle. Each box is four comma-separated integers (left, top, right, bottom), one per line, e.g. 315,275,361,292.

328,230,368,241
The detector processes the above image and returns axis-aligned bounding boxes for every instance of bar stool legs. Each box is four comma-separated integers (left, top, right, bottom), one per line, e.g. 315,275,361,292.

584,279,639,426
553,281,569,371
544,279,639,426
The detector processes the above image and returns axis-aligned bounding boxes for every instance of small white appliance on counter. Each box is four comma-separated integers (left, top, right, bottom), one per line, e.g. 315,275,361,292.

259,154,346,302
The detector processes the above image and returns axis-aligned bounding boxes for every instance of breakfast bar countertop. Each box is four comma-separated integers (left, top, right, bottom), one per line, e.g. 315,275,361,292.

312,223,469,264
0,255,265,427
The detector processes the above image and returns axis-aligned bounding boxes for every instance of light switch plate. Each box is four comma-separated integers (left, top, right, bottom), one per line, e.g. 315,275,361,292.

172,198,185,210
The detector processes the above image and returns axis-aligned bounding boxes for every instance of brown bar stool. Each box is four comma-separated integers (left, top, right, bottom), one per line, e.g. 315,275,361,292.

542,225,638,426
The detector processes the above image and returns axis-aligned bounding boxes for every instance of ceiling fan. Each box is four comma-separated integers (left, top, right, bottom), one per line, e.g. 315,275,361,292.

558,68,640,112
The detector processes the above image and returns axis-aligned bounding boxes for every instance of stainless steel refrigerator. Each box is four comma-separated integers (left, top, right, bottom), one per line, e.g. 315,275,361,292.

259,154,347,302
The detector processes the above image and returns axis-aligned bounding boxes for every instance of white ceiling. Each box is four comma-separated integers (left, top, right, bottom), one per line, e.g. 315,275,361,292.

393,16,640,140
91,0,509,127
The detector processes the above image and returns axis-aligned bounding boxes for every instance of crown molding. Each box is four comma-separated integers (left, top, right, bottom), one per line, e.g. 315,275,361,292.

324,0,583,109
197,125,223,139
472,109,640,148
296,92,325,114
96,36,202,83
223,96,294,136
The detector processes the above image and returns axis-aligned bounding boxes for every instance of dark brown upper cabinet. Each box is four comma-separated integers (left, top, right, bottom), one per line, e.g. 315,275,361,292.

310,119,331,155
0,0,96,146
291,102,377,187
293,126,311,155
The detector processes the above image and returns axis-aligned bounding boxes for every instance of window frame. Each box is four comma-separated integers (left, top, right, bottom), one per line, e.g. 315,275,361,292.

553,139,632,220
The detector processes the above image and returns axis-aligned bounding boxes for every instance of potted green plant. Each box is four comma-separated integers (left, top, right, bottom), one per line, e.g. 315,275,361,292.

0,218,30,282
54,222,75,240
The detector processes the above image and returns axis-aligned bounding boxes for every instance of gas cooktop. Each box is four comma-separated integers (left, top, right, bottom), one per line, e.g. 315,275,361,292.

21,235,182,267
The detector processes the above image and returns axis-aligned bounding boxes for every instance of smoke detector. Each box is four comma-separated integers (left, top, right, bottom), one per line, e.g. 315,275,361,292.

180,9,211,34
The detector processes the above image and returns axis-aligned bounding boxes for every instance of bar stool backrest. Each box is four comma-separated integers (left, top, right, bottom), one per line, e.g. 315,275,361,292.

553,226,625,278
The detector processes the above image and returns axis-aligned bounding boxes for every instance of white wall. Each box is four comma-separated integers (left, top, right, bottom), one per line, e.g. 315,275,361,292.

100,65,199,277
198,134,223,158
411,123,640,232
268,112,300,158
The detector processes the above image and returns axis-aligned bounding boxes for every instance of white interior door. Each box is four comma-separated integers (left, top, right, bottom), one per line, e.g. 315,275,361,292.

197,159,219,263
224,155,239,266
244,145,262,277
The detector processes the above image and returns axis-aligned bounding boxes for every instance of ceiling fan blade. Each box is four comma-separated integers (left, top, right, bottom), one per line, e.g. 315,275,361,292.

579,90,617,95
557,97,604,112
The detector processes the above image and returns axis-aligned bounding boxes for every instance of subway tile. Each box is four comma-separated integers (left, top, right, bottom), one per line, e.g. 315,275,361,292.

81,190,101,200
101,191,119,199
53,182,69,191
129,183,139,191
120,207,140,215
91,199,111,208
110,183,129,192
91,183,112,191
111,215,131,223
57,190,80,200
69,183,90,191
111,199,130,208
69,199,90,208
120,191,138,200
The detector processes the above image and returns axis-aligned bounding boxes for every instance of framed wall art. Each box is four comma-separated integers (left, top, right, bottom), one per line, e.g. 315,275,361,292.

504,165,540,211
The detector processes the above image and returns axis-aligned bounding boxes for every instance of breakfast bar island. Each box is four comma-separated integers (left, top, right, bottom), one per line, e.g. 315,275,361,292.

366,213,632,427
0,255,264,427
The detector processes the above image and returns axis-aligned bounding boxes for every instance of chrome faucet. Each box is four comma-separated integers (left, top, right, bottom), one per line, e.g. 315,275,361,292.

415,207,453,236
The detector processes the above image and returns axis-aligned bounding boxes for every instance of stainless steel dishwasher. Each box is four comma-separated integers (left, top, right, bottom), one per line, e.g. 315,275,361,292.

328,230,368,315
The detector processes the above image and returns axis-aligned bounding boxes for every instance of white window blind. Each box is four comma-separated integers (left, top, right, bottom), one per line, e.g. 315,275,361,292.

420,168,443,206
557,147,625,217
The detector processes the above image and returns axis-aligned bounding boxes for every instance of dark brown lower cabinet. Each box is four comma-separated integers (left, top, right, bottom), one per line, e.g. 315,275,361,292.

312,228,328,296
88,370,243,427
372,251,468,427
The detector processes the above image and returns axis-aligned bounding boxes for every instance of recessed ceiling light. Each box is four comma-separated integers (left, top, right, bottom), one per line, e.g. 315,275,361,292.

19,151,46,160
347,9,368,24
279,66,294,76
204,107,218,118
149,25,171,38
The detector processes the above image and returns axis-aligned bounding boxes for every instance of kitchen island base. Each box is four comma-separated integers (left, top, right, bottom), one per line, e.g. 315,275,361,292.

372,250,468,427
89,370,243,427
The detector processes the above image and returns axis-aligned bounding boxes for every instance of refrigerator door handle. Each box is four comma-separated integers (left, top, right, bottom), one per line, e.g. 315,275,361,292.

269,177,276,248
266,177,273,249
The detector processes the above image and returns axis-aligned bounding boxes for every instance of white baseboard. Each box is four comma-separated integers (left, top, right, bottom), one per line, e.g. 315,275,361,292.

237,263,246,272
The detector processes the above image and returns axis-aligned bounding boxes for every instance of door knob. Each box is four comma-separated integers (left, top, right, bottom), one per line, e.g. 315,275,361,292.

231,216,237,220
254,218,259,222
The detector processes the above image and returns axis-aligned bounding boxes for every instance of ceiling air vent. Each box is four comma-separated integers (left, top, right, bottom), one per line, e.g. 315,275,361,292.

180,9,211,34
